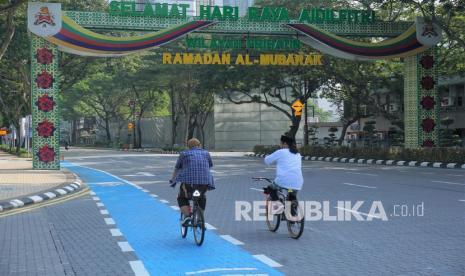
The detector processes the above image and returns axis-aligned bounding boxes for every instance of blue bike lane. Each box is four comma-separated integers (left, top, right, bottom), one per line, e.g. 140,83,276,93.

63,162,283,276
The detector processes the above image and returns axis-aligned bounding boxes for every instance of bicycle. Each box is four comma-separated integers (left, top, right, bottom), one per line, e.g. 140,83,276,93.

180,189,206,246
252,177,305,239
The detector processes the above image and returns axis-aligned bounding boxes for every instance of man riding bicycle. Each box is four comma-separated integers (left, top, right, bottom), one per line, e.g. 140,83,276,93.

170,138,214,226
264,135,304,212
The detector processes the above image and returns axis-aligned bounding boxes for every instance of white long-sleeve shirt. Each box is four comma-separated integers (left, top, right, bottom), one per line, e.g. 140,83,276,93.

264,148,304,190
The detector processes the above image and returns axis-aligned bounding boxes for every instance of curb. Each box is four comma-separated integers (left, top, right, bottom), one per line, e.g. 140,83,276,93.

0,173,84,213
248,154,464,170
117,149,181,154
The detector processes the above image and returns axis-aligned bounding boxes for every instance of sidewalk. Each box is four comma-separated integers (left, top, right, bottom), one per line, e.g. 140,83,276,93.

0,151,82,211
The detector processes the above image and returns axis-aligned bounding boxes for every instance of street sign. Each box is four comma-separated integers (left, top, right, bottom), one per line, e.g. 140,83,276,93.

128,122,134,130
291,99,304,116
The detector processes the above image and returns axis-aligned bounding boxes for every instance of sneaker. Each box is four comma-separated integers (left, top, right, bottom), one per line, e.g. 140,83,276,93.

181,216,191,226
270,201,284,215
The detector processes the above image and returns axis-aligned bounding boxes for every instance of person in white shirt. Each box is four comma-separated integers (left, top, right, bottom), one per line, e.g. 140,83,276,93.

264,135,304,205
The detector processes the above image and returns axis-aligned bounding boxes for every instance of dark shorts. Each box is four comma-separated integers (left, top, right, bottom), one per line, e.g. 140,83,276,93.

177,183,208,210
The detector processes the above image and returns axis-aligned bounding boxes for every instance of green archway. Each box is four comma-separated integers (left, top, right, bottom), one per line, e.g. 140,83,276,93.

28,2,442,169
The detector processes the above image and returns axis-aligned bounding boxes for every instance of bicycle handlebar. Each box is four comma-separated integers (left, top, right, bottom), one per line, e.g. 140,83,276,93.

252,177,272,183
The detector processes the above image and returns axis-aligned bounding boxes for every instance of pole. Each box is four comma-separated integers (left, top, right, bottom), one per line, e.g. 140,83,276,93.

304,99,308,146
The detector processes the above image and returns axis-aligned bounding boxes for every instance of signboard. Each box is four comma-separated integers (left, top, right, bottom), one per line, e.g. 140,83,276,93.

108,1,376,24
291,99,304,116
0,130,7,136
162,52,322,66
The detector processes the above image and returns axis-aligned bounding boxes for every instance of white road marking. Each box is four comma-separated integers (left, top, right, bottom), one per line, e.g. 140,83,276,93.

334,207,382,219
104,218,115,225
129,260,150,276
110,228,123,237
220,235,244,245
431,180,465,186
96,202,104,207
141,189,149,192
89,191,96,196
342,183,377,189
447,174,465,177
137,172,155,176
459,200,465,202
92,196,100,201
150,194,158,198
346,172,378,177
170,205,180,210
159,199,169,203
250,188,263,192
118,241,134,252
87,181,122,186
133,181,166,184
186,268,258,275
100,210,109,215
205,223,217,230
252,254,283,268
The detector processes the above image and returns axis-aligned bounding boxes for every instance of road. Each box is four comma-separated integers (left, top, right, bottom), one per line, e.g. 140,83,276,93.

1,148,464,275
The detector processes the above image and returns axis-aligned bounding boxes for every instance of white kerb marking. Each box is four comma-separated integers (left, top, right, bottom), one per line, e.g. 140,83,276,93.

342,183,377,189
100,210,109,215
220,235,244,245
129,260,150,276
253,254,283,268
104,218,115,225
55,189,67,195
117,241,134,252
431,180,465,186
29,196,43,203
44,192,56,199
110,228,123,237
186,268,258,275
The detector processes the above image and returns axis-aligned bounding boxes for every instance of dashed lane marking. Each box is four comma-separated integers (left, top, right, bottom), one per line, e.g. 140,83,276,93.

220,235,244,245
431,180,465,186
129,260,150,276
96,202,104,207
345,172,378,177
118,241,135,252
100,210,109,215
110,228,123,237
250,188,263,192
104,218,115,225
334,206,382,219
205,223,217,230
159,199,169,203
170,205,180,211
186,268,259,275
342,182,377,189
252,255,282,268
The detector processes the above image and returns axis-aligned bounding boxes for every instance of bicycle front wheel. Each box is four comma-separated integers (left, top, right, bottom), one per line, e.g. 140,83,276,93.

286,200,305,239
192,206,205,246
265,197,281,232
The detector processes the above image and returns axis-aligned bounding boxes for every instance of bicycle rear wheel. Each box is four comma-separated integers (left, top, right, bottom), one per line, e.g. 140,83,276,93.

265,197,281,232
192,205,205,246
286,200,304,239
180,213,188,238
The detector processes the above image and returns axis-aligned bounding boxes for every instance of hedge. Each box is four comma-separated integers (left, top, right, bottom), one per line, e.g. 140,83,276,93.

0,144,31,158
253,145,465,164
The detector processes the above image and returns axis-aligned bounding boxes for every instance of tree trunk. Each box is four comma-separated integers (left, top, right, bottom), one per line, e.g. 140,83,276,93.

287,115,302,139
338,119,357,145
170,88,177,147
71,119,78,145
136,117,142,148
104,117,112,144
13,123,20,155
